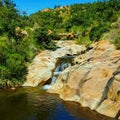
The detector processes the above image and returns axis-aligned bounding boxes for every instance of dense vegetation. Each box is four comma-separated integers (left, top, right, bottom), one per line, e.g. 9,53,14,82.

30,0,120,46
0,0,120,88
0,0,56,88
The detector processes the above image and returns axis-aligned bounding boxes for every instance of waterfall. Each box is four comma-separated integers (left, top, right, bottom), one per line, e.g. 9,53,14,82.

41,62,71,90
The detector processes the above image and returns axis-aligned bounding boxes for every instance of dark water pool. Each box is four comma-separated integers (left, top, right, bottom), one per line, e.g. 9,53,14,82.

0,87,116,120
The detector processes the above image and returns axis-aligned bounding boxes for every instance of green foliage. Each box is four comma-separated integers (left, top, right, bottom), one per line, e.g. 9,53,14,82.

0,36,27,87
113,36,120,49
30,9,62,30
0,0,59,88
30,0,120,43
33,27,56,50
89,23,109,41
0,0,37,88
76,36,92,47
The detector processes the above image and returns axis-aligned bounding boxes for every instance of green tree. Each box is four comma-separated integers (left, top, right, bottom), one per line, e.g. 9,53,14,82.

33,27,56,50
89,23,109,41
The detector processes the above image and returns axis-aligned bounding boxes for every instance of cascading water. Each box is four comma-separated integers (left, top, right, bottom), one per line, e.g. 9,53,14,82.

42,56,73,90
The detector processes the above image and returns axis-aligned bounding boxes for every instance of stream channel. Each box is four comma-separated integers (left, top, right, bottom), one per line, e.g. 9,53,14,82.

0,56,117,120
42,55,73,90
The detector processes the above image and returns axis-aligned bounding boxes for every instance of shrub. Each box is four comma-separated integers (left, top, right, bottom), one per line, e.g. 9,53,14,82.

33,27,56,50
113,36,120,49
76,36,92,47
89,23,109,41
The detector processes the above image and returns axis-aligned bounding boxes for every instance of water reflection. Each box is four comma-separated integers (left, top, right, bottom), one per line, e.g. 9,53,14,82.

0,87,117,120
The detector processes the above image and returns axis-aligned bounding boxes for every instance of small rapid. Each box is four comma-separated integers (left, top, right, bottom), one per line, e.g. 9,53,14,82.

42,56,73,90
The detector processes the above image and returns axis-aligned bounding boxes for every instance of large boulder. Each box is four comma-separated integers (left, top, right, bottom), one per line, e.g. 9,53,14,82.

48,40,120,119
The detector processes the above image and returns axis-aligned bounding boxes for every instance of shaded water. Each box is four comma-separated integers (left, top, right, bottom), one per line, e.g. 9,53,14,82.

0,87,117,120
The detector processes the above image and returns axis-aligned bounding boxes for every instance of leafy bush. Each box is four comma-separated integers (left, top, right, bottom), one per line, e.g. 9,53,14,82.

89,23,109,41
33,28,56,50
0,0,38,88
76,36,92,47
113,36,120,49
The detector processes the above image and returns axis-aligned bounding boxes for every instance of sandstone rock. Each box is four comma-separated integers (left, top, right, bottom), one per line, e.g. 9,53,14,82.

58,32,77,40
41,8,50,12
97,77,120,118
48,40,120,118
21,30,28,36
115,74,120,81
23,51,56,87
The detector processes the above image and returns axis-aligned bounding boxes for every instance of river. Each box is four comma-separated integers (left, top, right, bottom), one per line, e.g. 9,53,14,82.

0,87,116,120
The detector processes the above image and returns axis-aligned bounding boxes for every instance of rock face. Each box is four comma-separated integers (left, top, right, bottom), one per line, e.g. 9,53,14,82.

48,40,120,119
23,41,86,87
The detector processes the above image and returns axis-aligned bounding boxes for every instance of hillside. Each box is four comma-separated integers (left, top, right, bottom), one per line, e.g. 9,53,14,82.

30,0,120,47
